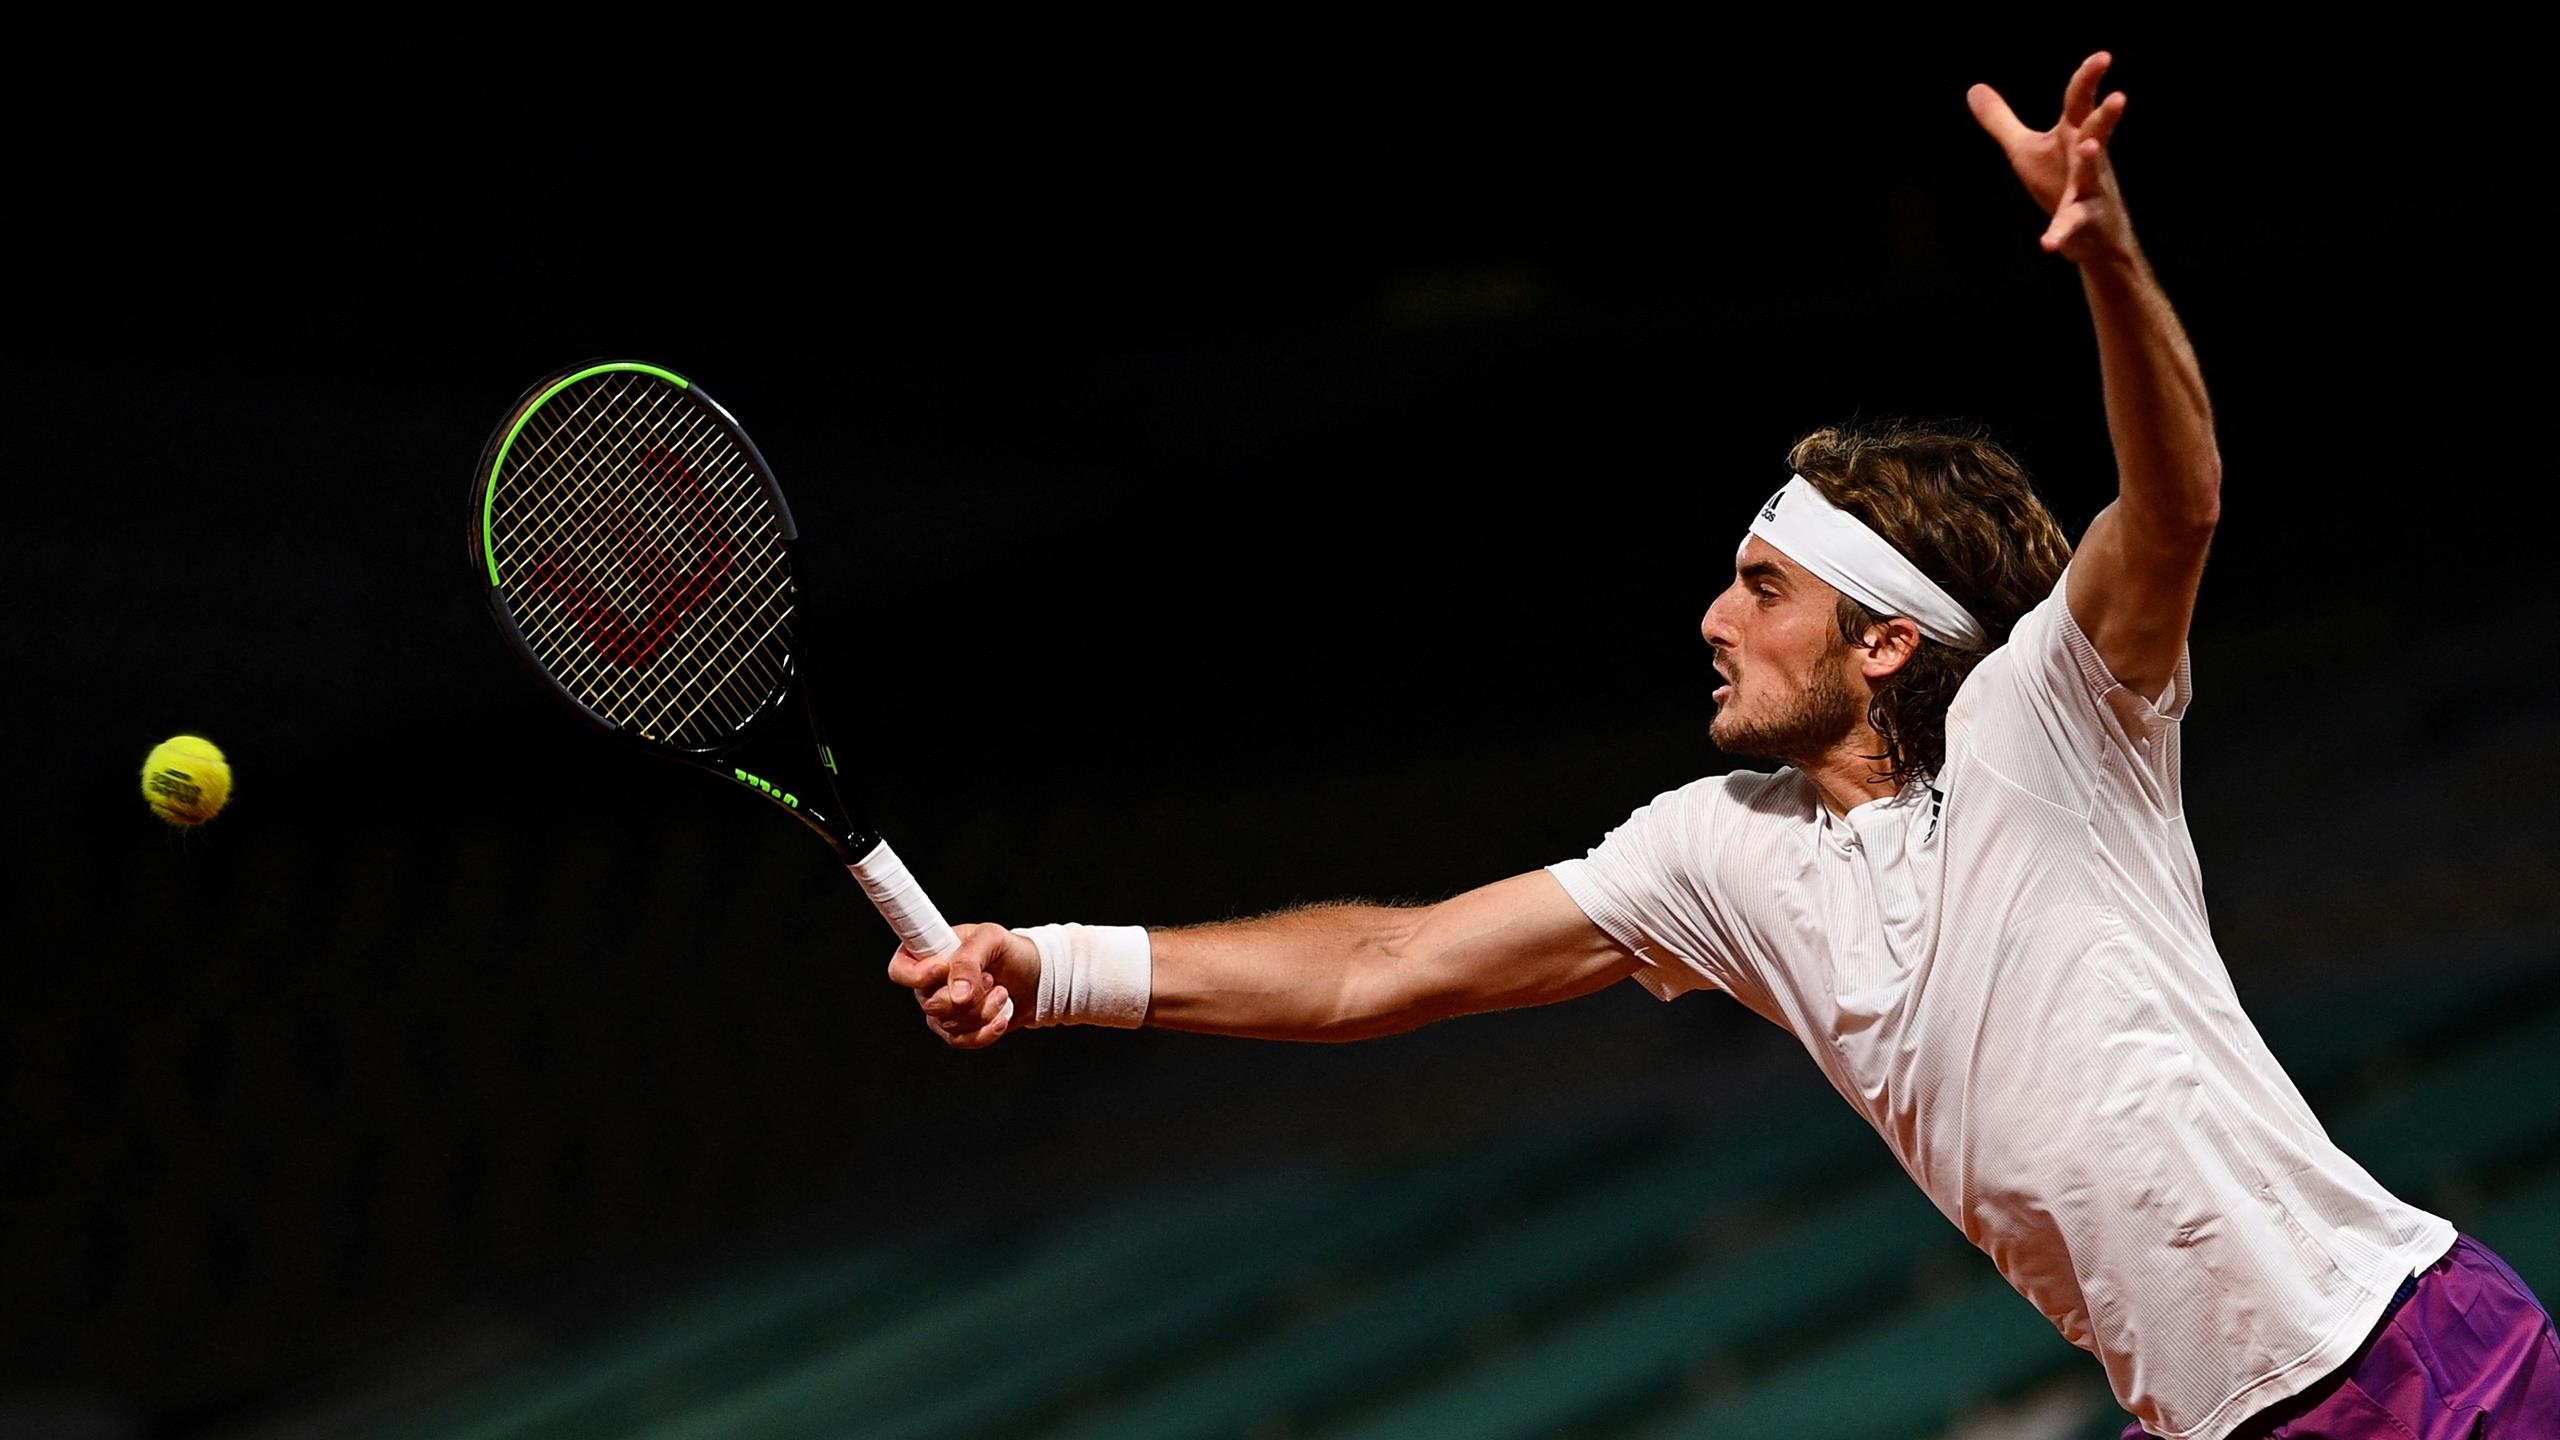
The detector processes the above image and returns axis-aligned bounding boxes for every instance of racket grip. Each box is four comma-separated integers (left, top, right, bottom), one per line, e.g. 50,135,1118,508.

852,839,960,959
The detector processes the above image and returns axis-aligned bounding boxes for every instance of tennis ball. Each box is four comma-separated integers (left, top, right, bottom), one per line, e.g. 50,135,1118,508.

142,734,231,827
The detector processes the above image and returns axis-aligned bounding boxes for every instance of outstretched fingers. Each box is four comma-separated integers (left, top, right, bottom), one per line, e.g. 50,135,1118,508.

1967,82,2032,148
2082,90,2128,151
2043,92,2132,255
2061,51,2113,128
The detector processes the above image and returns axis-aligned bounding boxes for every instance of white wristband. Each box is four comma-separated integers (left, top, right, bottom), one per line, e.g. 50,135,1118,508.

1016,923,1153,1029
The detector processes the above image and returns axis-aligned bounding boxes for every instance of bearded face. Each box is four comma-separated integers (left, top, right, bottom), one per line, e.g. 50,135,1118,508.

1709,626,1866,765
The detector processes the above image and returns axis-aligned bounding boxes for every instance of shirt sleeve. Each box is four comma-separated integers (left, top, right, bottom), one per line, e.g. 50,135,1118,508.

1952,564,2191,817
1546,774,1775,1011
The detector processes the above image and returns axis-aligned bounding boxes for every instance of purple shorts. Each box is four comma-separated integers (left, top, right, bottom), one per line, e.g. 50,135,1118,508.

2121,1234,2560,1439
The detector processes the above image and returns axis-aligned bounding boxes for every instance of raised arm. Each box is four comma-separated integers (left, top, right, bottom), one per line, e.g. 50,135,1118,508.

1970,51,2223,701
888,871,1640,1048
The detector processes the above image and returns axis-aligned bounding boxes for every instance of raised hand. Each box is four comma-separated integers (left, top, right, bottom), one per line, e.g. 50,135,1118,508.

1967,51,2134,263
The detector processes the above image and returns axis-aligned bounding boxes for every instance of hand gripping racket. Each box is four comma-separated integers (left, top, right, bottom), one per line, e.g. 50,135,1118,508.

468,360,970,991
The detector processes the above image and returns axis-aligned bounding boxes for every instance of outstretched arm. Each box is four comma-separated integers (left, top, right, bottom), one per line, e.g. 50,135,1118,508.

888,871,1640,1048
1971,51,2222,701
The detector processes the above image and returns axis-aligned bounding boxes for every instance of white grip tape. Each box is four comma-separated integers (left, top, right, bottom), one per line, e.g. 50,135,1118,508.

852,840,959,961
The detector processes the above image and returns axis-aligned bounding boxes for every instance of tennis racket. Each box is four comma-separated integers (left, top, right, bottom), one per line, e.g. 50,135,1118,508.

467,360,968,989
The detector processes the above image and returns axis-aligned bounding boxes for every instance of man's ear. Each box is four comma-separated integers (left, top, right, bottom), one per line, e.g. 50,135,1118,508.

1859,618,1924,681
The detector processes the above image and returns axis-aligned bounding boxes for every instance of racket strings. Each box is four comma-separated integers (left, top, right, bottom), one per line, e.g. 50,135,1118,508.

531,388,783,727
502,382,731,666
491,371,794,746
514,383,790,739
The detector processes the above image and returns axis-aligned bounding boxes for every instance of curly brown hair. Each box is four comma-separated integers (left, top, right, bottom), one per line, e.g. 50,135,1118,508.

1788,421,2074,786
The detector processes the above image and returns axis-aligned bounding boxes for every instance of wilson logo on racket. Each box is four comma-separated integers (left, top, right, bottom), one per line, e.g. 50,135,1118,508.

734,769,799,807
525,446,737,668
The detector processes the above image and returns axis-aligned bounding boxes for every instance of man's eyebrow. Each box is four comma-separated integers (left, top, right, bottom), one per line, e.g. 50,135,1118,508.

1738,559,1790,585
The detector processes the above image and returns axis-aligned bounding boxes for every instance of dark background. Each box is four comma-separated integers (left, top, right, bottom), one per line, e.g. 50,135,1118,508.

9,25,2556,1439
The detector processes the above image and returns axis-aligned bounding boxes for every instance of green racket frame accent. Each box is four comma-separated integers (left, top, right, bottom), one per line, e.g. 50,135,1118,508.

480,361,693,585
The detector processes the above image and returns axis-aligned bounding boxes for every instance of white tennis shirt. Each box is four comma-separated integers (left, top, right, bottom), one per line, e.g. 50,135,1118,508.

1548,570,2454,1440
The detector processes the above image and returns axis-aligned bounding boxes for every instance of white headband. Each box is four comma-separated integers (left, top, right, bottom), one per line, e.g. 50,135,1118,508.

1744,475,1986,650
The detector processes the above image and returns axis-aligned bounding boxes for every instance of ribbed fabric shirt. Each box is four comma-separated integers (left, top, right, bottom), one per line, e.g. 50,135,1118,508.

1548,570,2454,1440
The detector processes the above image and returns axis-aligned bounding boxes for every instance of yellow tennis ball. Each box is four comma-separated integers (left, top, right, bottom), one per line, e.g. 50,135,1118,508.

142,734,232,827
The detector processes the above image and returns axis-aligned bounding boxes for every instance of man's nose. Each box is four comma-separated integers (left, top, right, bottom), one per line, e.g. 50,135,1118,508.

1701,594,1736,649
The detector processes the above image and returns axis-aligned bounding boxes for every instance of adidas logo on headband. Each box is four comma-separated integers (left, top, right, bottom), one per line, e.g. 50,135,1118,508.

1745,475,1987,650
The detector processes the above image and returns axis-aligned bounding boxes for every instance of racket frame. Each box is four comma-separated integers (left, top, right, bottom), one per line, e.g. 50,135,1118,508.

468,359,885,864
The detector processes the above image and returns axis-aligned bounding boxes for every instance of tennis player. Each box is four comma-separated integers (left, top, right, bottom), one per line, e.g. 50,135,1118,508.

888,51,2559,1439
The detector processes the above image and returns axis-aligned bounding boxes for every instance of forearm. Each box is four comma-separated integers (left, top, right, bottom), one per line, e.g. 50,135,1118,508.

2082,246,2223,534
1143,873,1638,1042
1145,902,1444,1042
